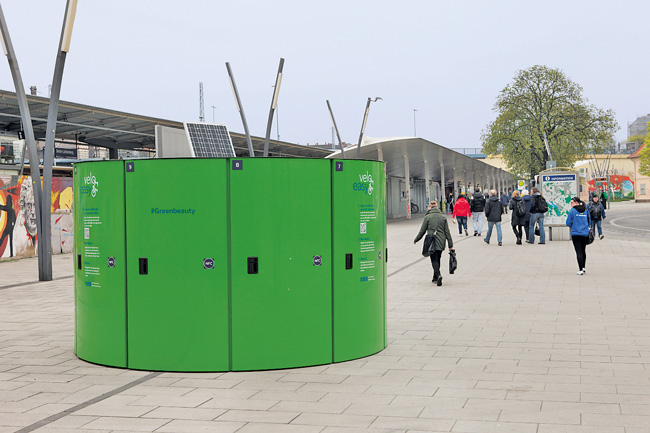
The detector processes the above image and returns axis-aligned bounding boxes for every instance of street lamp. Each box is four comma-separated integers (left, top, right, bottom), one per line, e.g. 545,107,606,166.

356,97,382,159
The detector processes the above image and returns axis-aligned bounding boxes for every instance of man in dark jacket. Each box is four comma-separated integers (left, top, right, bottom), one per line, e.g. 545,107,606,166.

500,191,509,214
508,190,525,244
529,187,546,244
414,201,454,286
521,190,533,243
483,190,503,246
470,188,486,236
588,195,606,239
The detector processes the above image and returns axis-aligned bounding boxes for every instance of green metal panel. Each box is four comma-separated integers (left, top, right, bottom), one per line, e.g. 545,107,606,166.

229,158,332,370
125,159,229,371
74,161,127,368
332,159,386,362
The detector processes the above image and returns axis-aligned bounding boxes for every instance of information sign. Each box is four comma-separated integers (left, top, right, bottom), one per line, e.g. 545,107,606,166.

539,172,578,225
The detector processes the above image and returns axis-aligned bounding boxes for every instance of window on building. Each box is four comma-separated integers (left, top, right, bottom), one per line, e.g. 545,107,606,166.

641,184,646,195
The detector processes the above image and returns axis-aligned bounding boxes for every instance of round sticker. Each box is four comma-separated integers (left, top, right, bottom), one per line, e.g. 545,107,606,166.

204,258,215,269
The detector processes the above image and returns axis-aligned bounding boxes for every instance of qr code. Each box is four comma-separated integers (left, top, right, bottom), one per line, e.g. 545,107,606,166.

84,227,90,240
360,222,367,234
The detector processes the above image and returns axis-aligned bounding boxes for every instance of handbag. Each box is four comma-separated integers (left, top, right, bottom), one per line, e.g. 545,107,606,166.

449,250,457,274
422,217,444,257
534,222,540,236
587,229,595,245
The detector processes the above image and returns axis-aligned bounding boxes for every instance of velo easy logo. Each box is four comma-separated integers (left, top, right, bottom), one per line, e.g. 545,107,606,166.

353,171,374,195
80,172,99,197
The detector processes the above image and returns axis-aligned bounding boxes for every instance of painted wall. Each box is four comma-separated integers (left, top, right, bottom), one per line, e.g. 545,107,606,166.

0,175,73,259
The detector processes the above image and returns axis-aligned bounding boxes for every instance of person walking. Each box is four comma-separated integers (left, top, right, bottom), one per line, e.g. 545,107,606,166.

521,189,533,243
500,191,509,214
588,194,606,239
413,201,454,286
470,188,486,236
529,187,547,244
446,193,454,215
566,197,591,275
483,189,503,246
508,190,526,244
600,190,608,210
452,193,471,236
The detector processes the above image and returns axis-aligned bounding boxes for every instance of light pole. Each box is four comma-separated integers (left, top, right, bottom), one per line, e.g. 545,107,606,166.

413,109,418,137
226,62,254,157
41,0,78,281
356,97,382,159
263,58,284,157
0,4,46,279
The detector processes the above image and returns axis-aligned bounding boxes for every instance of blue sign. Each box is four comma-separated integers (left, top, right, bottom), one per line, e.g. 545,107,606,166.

204,258,215,269
313,255,322,266
542,174,575,182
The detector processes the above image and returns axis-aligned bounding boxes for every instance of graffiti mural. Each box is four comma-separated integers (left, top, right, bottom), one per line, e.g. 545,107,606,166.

0,175,73,259
588,175,635,200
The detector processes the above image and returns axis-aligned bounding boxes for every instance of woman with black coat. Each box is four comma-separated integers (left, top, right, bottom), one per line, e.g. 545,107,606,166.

508,190,525,244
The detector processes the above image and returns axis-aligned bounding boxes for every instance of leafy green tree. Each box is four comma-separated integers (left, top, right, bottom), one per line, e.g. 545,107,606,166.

639,123,650,176
481,65,619,178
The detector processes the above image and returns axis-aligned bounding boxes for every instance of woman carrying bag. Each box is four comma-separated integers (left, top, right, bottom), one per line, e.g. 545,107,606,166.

565,197,592,275
414,201,454,286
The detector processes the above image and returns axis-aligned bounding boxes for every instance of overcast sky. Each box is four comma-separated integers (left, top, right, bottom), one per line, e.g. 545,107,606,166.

1,1,648,149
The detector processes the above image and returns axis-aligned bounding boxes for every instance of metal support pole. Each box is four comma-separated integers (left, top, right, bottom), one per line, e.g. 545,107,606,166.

263,57,284,157
453,167,458,199
424,160,431,207
440,163,446,214
326,100,345,159
0,5,45,277
226,62,254,157
356,97,381,159
404,155,411,219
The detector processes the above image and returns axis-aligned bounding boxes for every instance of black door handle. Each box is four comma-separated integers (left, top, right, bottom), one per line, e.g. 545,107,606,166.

77,254,82,270
345,253,353,270
247,257,258,274
139,258,148,275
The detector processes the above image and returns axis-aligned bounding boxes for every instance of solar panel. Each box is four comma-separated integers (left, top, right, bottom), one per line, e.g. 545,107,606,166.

183,122,236,158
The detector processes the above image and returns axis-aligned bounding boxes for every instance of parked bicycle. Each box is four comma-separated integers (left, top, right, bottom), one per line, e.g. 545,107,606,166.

410,201,419,214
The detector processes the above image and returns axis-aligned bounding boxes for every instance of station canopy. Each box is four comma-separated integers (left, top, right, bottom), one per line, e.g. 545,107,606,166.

327,137,512,186
0,90,331,158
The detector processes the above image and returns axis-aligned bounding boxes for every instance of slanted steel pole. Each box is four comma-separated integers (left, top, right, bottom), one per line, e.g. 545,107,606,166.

326,100,345,159
0,5,45,277
226,62,254,157
263,58,284,157
41,0,78,281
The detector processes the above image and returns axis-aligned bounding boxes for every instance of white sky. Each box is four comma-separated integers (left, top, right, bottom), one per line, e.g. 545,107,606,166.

1,1,647,148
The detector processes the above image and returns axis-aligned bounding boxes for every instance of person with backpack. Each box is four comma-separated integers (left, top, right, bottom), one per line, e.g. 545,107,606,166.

452,192,471,236
413,201,454,286
588,194,606,239
529,187,548,244
521,189,533,243
470,188,486,236
500,191,509,214
508,190,526,244
483,189,503,246
566,197,591,275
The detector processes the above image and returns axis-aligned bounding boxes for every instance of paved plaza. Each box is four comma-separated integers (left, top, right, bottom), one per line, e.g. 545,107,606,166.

2,201,650,433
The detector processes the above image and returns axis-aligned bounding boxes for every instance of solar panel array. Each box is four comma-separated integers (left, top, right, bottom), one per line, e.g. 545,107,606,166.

183,122,236,158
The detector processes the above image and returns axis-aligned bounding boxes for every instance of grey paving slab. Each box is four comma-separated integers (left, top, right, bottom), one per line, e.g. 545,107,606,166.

1,201,650,433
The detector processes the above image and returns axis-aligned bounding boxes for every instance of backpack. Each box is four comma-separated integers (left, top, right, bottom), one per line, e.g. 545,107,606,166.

590,204,602,219
514,200,527,218
536,196,548,213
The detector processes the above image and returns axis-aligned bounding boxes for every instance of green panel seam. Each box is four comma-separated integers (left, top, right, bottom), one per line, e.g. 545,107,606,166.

330,159,335,363
123,161,130,368
226,159,233,372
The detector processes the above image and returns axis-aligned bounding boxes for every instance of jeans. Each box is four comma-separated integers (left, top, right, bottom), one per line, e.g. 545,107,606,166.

429,250,443,278
572,235,588,270
456,216,468,234
529,213,545,243
472,212,484,234
591,219,602,236
485,221,502,243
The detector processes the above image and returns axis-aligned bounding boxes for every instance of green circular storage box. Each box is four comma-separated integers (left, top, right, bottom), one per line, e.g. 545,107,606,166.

73,158,386,371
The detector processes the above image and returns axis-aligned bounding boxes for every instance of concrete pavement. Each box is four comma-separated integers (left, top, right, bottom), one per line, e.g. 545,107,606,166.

1,201,650,433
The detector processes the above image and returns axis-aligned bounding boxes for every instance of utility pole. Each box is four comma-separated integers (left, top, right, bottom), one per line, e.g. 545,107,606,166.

199,82,204,122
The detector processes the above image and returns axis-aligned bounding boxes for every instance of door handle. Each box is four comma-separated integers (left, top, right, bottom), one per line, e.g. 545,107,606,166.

139,258,148,275
345,253,353,270
247,257,258,274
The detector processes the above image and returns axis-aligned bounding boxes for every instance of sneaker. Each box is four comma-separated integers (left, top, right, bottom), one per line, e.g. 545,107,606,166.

582,268,586,274
474,232,477,236
498,242,502,246
478,233,482,237
538,242,545,245
484,239,489,244
465,229,468,236
600,235,604,240
577,270,584,275
436,276,443,286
